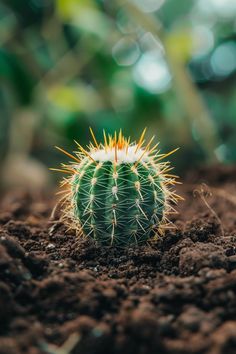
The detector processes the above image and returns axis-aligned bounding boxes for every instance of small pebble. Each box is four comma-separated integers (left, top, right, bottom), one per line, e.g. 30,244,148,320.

46,243,55,250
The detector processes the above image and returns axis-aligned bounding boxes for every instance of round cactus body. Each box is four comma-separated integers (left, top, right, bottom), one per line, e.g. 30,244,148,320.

53,129,181,247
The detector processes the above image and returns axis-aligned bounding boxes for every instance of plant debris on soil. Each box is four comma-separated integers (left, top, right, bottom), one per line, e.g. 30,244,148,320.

0,165,236,354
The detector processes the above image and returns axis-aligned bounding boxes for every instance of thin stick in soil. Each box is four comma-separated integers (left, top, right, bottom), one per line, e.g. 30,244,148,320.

193,183,225,237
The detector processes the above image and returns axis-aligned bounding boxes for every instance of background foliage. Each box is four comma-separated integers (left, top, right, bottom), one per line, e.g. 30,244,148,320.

1,0,236,189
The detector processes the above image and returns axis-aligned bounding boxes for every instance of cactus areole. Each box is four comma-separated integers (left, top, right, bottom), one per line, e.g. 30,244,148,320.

53,129,182,247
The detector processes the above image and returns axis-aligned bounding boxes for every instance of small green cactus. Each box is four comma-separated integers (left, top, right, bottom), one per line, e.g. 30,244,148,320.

52,129,181,247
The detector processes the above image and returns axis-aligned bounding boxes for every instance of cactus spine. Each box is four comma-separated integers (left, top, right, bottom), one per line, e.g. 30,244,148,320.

53,129,181,247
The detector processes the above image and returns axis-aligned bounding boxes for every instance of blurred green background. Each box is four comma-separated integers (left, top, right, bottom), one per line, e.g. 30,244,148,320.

1,0,236,190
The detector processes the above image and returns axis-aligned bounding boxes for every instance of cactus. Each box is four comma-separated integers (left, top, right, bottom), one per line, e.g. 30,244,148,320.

52,129,182,247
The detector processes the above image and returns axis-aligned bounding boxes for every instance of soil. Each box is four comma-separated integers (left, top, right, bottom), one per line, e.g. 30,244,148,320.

0,165,236,354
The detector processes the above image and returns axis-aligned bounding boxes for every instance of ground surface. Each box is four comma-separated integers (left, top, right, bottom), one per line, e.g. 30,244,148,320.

0,165,236,354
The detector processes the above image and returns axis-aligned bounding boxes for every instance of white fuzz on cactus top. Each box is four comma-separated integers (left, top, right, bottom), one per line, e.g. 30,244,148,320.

90,145,149,164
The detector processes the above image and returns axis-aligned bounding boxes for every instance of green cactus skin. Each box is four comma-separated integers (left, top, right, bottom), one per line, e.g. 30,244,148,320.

54,130,181,247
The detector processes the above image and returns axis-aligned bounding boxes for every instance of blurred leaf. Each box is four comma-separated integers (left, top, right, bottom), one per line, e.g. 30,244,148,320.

2,0,53,27
57,0,96,18
110,70,135,112
0,3,17,42
56,0,112,41
166,30,193,61
159,0,195,28
47,83,102,113
0,49,35,104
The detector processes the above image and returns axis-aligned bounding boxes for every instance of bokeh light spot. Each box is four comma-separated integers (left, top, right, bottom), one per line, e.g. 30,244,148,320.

132,0,165,13
192,25,214,56
215,144,228,162
133,51,172,93
197,0,236,19
116,8,140,34
112,37,140,66
210,42,236,77
139,32,164,55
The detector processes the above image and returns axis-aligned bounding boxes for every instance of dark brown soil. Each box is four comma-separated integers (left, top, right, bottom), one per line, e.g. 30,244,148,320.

0,165,236,354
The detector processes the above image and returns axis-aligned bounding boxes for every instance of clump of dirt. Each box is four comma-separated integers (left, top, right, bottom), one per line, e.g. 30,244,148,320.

0,166,236,354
